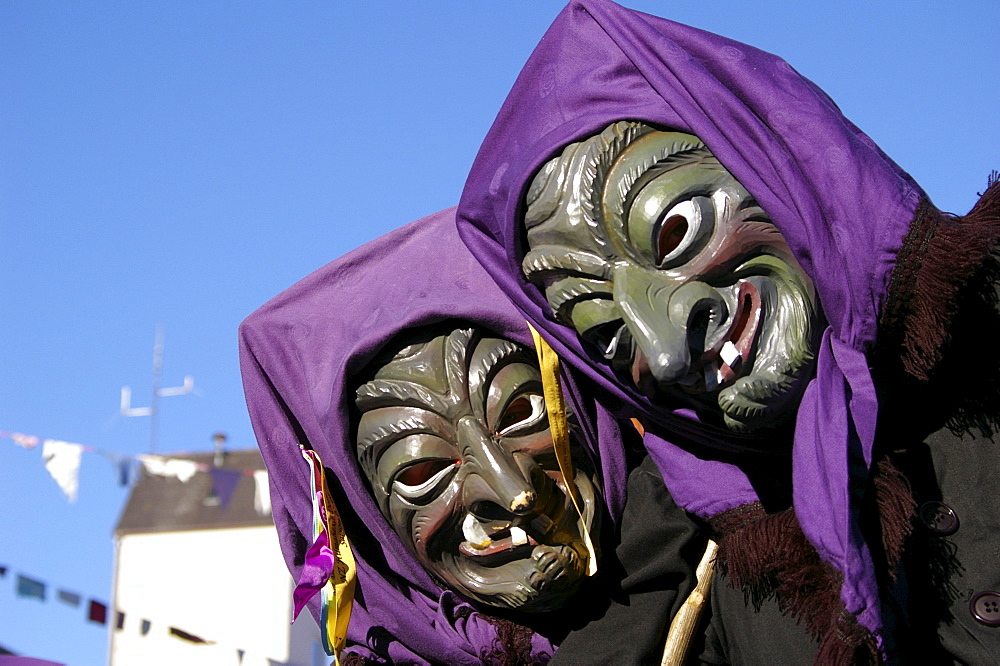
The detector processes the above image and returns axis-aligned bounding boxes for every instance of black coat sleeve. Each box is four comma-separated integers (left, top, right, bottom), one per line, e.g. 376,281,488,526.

552,454,708,665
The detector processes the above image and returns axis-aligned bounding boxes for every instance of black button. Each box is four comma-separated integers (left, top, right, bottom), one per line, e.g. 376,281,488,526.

919,501,959,536
970,591,1000,627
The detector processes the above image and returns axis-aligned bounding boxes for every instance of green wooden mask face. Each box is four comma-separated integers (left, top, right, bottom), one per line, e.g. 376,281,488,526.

522,121,818,432
355,326,600,611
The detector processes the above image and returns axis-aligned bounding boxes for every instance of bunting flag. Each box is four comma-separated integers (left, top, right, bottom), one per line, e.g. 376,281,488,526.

117,456,136,486
3,431,270,505
41,440,84,502
11,432,40,449
209,468,242,509
137,455,199,483
57,589,82,607
16,574,46,601
253,470,270,516
88,599,108,625
4,563,260,658
99,451,137,487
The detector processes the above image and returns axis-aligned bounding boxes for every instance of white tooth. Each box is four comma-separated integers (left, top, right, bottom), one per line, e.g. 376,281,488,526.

463,514,491,549
510,526,528,546
720,340,741,367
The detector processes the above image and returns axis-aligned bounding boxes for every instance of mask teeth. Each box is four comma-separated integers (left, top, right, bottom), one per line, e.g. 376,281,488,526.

717,340,741,386
463,513,491,549
720,340,741,367
510,526,528,546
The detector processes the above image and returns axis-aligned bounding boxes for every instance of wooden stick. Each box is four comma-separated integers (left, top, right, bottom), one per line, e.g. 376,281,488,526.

661,539,719,665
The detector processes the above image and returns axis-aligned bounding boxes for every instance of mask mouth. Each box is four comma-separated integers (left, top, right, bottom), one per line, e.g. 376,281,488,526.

438,468,599,611
693,279,763,390
456,471,573,559
453,469,591,575
458,520,539,562
626,279,762,397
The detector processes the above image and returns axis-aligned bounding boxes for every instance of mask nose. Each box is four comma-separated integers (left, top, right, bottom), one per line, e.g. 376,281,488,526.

458,416,538,517
613,264,727,387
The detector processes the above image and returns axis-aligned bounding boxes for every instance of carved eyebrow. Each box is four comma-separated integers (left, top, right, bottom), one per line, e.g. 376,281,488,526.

522,245,613,281
442,327,474,405
579,121,652,256
355,378,453,415
467,338,524,403
357,328,478,417
544,276,614,325
617,148,716,212
356,407,453,474
358,414,426,453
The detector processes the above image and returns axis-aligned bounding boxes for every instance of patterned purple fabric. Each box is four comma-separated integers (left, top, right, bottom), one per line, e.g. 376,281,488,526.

239,209,630,662
456,0,926,646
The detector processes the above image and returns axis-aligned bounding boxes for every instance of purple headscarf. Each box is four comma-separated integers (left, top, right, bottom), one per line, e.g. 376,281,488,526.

456,0,927,648
239,209,630,663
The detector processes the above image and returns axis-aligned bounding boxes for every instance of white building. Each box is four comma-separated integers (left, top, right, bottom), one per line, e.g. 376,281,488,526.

110,449,324,666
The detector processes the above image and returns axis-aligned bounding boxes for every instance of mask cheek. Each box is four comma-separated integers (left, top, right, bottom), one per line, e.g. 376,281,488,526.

506,429,556,459
389,483,462,567
569,298,622,344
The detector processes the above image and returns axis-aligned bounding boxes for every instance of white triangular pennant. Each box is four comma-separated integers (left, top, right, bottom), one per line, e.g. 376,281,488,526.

41,439,83,502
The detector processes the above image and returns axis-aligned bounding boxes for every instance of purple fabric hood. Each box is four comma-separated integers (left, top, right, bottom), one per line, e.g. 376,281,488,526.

239,209,630,663
456,0,927,646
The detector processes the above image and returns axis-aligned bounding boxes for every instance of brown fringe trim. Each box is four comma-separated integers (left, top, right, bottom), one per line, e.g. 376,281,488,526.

709,504,879,664
815,611,880,665
709,457,919,663
880,179,1000,381
341,652,375,666
873,456,916,576
480,615,548,665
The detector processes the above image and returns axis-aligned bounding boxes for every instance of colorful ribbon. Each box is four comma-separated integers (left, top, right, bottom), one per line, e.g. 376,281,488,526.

293,446,356,661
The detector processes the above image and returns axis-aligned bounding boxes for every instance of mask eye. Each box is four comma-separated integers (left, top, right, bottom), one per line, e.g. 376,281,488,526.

650,197,714,268
656,214,688,265
496,393,546,437
393,459,459,496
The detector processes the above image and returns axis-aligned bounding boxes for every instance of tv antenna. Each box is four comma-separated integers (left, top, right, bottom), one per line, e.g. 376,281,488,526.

120,324,194,454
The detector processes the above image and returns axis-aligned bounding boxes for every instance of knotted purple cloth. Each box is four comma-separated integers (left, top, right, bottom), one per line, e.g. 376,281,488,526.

457,0,926,647
240,209,630,663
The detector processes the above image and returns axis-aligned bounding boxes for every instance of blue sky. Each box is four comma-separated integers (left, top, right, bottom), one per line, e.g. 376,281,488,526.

1,2,997,663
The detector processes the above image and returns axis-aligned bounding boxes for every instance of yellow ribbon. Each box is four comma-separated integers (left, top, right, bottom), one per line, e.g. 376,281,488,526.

527,322,598,576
